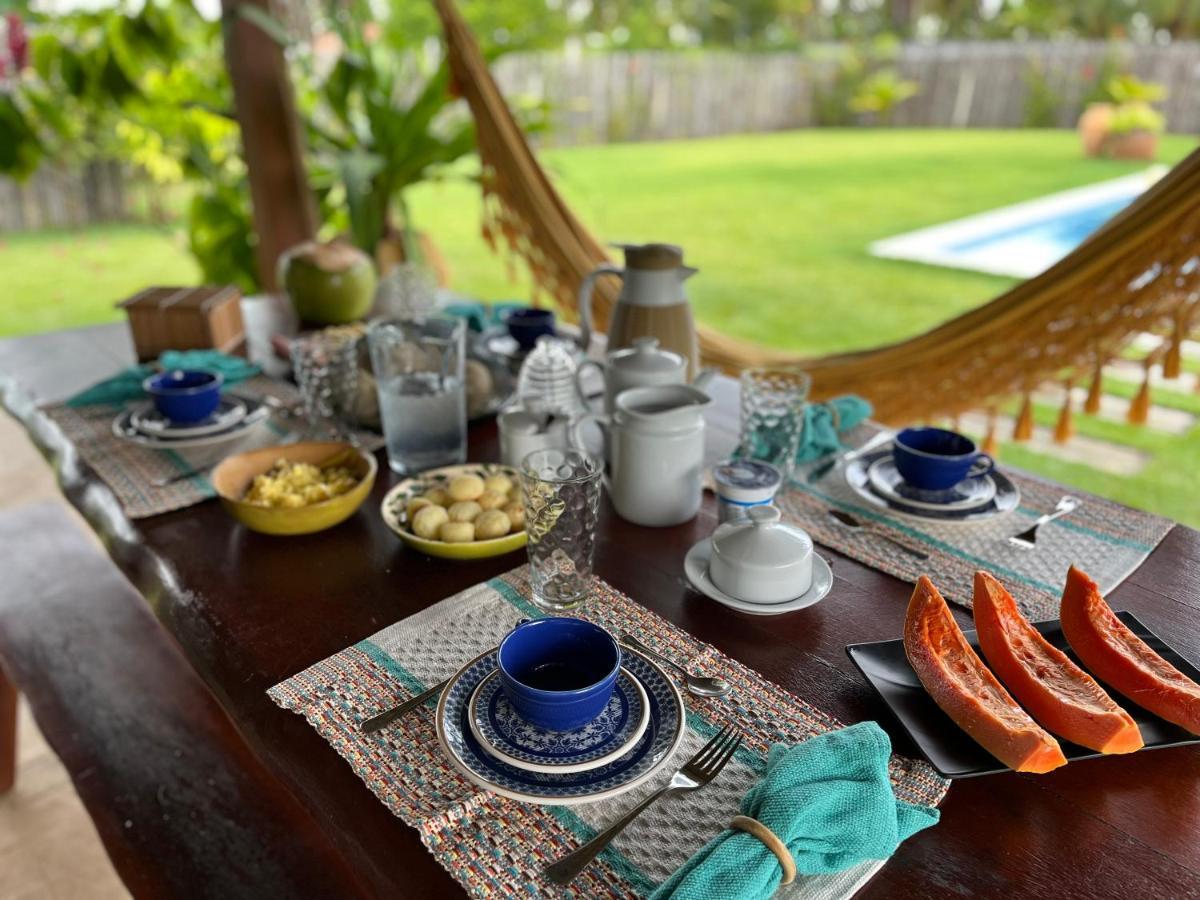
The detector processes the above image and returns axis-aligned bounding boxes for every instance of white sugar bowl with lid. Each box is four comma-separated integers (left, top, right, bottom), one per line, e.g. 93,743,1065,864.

708,506,814,604
576,336,687,413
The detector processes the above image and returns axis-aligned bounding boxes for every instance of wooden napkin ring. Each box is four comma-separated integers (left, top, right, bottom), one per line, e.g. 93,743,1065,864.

730,815,796,885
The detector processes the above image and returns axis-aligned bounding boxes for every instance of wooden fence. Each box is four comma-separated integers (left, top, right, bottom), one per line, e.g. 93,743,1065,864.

0,161,129,231
493,41,1200,145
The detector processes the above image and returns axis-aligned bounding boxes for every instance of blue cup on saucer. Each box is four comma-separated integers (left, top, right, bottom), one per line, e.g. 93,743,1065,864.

893,427,994,491
143,369,223,423
505,308,556,351
496,618,620,731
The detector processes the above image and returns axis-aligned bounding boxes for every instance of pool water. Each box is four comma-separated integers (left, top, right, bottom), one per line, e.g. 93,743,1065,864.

869,169,1164,279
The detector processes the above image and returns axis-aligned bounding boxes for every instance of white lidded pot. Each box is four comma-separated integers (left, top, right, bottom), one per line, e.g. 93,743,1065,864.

576,337,688,414
708,506,814,604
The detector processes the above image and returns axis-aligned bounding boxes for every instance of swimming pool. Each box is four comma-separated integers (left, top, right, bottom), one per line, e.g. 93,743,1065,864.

869,167,1166,279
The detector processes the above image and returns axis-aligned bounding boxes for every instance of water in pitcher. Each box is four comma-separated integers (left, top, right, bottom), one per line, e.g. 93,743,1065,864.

378,372,466,474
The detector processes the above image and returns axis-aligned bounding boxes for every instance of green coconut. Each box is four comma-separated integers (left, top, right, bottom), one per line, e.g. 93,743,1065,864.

280,240,377,326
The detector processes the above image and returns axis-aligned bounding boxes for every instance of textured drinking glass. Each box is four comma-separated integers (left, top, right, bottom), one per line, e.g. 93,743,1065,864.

520,448,603,612
368,316,467,475
290,333,359,441
739,367,811,478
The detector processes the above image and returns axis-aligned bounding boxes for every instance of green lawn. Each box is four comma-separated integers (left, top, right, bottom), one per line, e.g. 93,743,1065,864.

2,128,1197,525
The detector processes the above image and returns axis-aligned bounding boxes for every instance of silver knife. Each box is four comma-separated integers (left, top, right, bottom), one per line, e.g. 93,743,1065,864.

360,679,449,733
806,431,894,484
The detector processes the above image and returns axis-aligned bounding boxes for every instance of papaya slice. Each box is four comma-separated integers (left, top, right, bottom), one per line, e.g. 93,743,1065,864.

973,571,1142,754
1061,566,1200,736
904,575,1067,773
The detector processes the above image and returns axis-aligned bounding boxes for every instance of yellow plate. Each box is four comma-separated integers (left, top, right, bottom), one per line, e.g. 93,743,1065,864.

381,463,527,560
211,441,377,536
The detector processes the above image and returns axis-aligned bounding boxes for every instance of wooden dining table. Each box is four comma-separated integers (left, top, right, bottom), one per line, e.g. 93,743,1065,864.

2,322,1199,899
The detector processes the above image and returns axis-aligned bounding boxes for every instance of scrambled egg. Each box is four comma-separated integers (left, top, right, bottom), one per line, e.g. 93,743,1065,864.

243,458,358,509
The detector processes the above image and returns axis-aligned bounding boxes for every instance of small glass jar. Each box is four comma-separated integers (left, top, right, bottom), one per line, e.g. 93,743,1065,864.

712,459,783,524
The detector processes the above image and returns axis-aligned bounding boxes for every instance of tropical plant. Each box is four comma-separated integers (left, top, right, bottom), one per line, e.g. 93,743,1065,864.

1108,102,1166,136
849,69,918,125
1105,74,1167,105
1022,62,1060,128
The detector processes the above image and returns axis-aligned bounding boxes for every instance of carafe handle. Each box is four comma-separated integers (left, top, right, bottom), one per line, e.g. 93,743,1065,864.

569,413,612,492
577,263,623,355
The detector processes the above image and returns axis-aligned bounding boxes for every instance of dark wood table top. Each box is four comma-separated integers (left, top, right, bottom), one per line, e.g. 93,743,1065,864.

3,324,1200,899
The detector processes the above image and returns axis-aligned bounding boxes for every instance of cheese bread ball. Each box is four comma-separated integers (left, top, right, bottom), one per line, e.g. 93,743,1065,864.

439,521,475,543
406,497,433,522
502,501,525,530
448,474,485,502
423,487,450,507
411,504,449,539
447,500,482,523
477,490,508,511
483,474,513,496
475,509,512,540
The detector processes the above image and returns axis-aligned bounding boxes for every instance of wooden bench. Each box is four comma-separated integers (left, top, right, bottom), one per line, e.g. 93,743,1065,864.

0,502,368,899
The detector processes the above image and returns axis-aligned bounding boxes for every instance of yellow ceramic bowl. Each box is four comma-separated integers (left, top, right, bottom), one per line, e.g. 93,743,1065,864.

211,441,377,536
380,463,527,560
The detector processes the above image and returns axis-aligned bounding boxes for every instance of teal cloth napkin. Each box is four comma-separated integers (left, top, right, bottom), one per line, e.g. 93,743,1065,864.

794,396,873,463
66,350,260,408
649,722,939,900
443,301,528,332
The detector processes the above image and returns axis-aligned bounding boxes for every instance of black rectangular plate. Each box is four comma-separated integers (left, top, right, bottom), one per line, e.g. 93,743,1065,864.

846,611,1200,778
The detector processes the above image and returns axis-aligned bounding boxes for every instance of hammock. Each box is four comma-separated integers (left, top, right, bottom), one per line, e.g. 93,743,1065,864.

434,0,1198,440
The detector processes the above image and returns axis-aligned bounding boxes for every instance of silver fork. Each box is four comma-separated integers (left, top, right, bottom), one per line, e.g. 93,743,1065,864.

543,725,742,885
1007,495,1080,549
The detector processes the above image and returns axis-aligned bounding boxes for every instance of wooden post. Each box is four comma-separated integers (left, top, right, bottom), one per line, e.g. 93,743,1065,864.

221,0,317,291
0,664,16,794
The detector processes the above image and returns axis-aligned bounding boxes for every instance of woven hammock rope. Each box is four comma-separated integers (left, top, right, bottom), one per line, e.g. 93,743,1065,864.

434,0,1199,435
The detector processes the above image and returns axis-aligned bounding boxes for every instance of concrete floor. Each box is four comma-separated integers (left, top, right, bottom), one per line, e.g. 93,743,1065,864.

0,409,129,900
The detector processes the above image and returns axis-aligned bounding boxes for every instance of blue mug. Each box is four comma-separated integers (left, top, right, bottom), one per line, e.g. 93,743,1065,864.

505,308,556,351
496,618,620,731
143,369,223,423
893,427,994,491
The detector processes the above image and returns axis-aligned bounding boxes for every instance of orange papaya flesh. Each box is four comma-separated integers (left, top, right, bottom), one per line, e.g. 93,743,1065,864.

973,571,1142,754
1061,566,1200,737
904,575,1067,774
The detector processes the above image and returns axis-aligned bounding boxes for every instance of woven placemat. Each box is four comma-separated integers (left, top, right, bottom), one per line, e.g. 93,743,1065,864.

41,377,383,519
782,428,1174,621
269,566,948,900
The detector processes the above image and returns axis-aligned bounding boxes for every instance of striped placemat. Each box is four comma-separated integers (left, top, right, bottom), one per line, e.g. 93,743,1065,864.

41,377,382,519
268,566,948,899
782,428,1174,621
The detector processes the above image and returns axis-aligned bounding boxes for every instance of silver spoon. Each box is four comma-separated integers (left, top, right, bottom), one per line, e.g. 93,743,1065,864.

621,633,731,698
827,508,930,561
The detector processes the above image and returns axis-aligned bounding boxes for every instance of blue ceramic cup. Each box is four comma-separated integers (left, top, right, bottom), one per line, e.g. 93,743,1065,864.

505,308,556,351
143,369,223,423
496,618,620,731
893,427,994,491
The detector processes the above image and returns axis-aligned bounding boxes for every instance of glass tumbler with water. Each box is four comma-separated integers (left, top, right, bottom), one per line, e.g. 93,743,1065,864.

520,448,603,612
740,367,811,479
368,316,467,475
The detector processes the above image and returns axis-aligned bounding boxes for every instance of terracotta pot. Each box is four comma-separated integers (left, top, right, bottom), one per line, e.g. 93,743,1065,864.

375,229,451,287
1104,130,1158,161
1078,103,1113,157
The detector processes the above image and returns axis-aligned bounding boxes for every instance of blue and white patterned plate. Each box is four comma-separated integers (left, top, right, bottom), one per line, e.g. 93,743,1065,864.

436,647,685,805
468,667,650,774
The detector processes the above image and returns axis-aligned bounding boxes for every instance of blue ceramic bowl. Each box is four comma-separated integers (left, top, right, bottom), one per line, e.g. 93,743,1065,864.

893,426,994,491
505,308,556,351
143,369,224,423
497,618,621,731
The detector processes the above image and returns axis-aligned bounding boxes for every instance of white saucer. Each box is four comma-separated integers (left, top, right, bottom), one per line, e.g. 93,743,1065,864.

684,539,833,616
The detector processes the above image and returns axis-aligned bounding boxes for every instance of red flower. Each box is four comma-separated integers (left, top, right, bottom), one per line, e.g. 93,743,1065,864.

6,13,28,73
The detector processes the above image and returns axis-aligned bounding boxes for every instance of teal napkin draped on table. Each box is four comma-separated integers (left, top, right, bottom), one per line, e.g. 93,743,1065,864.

650,722,939,900
794,396,873,464
66,350,261,408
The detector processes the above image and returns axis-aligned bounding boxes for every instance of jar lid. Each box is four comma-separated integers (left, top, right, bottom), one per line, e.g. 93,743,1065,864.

713,459,783,504
610,337,686,376
711,506,812,570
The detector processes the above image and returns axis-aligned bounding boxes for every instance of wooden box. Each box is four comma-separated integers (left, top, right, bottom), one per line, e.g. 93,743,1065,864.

118,286,245,361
